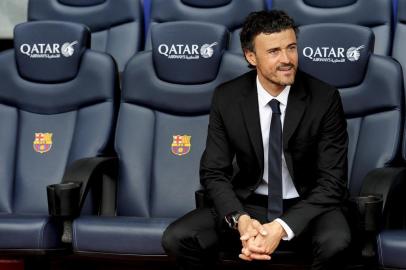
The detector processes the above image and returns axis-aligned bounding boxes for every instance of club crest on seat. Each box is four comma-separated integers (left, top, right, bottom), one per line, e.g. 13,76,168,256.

33,132,53,154
171,135,191,156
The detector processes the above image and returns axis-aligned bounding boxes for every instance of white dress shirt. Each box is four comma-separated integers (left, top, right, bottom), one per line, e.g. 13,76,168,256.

255,76,299,240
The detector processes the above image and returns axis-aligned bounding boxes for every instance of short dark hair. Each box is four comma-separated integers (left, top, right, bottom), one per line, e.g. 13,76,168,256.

240,10,298,53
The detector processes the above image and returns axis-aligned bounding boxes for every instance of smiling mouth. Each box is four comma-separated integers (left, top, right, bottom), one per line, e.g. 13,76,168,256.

277,65,295,72
278,68,294,73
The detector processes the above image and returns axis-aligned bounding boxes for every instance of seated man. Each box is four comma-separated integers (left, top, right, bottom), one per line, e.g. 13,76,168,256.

162,10,351,270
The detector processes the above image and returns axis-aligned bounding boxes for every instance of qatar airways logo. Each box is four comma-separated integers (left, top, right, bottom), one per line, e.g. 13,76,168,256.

20,41,78,59
158,42,218,60
302,45,365,63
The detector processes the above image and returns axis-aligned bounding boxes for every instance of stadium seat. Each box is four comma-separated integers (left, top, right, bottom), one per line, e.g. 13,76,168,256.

392,0,406,92
28,0,143,73
378,230,406,269
272,0,394,56
145,0,266,54
297,23,405,266
298,23,402,196
376,133,406,270
0,20,118,254
69,21,249,256
376,8,406,263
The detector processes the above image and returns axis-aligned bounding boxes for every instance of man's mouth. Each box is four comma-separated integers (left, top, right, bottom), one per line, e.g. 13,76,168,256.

277,65,294,71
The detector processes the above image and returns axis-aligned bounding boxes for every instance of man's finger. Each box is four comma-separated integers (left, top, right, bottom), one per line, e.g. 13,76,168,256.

249,253,271,260
252,220,268,236
248,228,259,237
240,233,250,241
239,254,253,261
241,247,251,257
247,243,265,254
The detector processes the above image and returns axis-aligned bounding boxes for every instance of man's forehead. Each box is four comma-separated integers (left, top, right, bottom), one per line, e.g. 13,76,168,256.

254,29,297,47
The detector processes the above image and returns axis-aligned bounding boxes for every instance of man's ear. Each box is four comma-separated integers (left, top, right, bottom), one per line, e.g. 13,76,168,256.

244,50,256,67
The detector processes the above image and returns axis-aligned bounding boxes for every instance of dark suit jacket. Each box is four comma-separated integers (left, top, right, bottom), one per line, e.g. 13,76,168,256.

200,69,349,236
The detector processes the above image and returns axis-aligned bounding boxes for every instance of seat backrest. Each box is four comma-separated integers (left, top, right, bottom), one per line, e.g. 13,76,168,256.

272,0,393,56
0,21,118,215
392,0,406,93
297,23,403,196
145,0,266,54
117,21,249,218
28,0,143,73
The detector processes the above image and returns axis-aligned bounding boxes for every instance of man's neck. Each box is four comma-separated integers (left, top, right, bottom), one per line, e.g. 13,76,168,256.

257,75,284,97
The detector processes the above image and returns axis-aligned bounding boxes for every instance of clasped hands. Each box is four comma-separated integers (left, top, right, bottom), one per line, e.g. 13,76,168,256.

237,215,286,261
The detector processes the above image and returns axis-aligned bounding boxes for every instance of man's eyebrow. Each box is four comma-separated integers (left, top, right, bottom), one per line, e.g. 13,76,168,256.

267,47,281,52
267,43,297,52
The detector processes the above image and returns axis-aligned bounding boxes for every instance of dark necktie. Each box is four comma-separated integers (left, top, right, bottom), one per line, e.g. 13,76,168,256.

268,99,283,221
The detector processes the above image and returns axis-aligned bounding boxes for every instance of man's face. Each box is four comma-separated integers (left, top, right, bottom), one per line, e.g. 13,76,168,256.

244,29,298,92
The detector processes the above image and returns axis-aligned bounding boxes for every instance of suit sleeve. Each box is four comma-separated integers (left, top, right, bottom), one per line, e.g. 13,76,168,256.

200,88,245,220
281,89,348,236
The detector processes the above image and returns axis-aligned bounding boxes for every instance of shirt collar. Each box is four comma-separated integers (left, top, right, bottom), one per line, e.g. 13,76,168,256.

256,76,290,109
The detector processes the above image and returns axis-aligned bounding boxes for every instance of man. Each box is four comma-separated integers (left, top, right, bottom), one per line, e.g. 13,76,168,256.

162,10,351,270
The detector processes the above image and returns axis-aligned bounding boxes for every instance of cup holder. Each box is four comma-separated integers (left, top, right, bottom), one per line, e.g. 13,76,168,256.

47,182,82,217
349,194,383,232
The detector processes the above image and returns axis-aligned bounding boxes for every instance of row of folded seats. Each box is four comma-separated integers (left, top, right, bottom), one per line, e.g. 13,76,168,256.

26,0,402,76
1,18,406,270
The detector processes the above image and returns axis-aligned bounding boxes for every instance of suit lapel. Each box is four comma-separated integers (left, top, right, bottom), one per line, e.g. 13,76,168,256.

283,74,307,149
240,79,264,170
239,71,308,171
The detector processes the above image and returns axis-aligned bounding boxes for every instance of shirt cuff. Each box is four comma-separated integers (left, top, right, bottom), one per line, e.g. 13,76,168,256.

274,218,295,241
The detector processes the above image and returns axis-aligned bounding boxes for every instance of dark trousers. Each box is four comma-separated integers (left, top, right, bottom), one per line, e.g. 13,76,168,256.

162,195,351,270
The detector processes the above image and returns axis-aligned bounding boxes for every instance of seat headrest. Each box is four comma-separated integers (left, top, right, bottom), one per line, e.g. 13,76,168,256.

303,0,357,8
298,23,374,87
151,21,228,84
14,21,90,83
398,0,406,22
181,0,231,8
58,0,106,6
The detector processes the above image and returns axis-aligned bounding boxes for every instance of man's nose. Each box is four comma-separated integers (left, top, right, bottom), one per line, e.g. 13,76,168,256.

280,50,290,63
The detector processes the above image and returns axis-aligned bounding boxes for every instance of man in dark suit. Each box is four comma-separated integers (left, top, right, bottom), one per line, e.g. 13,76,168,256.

162,10,351,270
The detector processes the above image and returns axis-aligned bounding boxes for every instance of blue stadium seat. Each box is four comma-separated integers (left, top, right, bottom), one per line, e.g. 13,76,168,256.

145,0,266,54
28,0,143,73
297,23,405,266
0,20,118,254
272,0,394,56
376,8,406,263
392,0,406,91
376,135,406,270
378,231,406,269
298,23,402,196
70,21,249,256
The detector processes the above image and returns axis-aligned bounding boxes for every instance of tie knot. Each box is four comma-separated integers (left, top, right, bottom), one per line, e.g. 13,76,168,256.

269,99,281,114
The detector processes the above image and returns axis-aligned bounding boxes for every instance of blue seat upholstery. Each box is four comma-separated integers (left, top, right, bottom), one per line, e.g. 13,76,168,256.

378,231,406,269
28,0,143,73
377,3,406,260
72,21,249,255
0,21,118,253
145,0,266,54
392,0,406,93
297,23,402,196
378,219,406,266
272,0,394,56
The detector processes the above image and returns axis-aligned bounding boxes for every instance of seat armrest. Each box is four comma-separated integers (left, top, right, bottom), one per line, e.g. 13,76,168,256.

47,156,118,244
360,167,406,229
47,156,118,218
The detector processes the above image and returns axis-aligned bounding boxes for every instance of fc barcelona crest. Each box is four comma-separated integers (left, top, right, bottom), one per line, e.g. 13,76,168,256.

33,132,53,154
171,135,191,156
